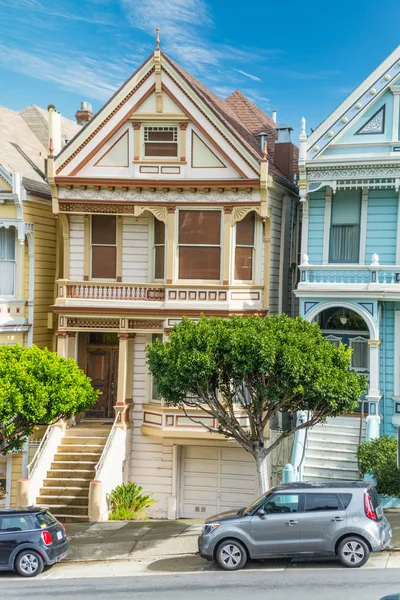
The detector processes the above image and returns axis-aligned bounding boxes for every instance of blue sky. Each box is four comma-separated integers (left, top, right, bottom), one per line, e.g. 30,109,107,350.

1,0,400,141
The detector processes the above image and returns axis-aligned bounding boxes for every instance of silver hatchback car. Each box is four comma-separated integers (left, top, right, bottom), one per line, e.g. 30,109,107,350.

198,481,392,570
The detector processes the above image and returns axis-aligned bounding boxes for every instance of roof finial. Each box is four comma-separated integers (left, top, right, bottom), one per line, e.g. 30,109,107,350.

155,27,160,49
262,140,268,159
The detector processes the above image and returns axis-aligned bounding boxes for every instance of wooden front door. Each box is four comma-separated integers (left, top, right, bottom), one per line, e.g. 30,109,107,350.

86,348,119,419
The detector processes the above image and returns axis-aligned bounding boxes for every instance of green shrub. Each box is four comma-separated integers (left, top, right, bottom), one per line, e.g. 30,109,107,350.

0,484,5,500
108,482,155,520
358,435,400,497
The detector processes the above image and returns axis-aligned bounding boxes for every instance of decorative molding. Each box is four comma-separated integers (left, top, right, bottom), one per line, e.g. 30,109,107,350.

304,301,319,314
137,205,167,223
368,339,382,348
231,206,261,224
128,319,163,329
308,164,400,181
65,317,120,329
356,105,386,135
358,302,374,316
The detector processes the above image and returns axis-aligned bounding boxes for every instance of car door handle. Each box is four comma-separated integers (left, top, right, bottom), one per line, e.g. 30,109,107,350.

286,520,299,526
331,517,345,522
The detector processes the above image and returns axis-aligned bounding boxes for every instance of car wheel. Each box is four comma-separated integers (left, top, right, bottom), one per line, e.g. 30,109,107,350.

337,536,370,568
15,550,44,577
215,539,248,571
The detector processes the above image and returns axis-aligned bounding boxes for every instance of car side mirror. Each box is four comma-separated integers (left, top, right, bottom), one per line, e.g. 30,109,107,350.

257,508,265,517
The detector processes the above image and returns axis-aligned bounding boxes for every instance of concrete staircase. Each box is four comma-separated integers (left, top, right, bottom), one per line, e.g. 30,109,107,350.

303,416,365,482
36,422,112,522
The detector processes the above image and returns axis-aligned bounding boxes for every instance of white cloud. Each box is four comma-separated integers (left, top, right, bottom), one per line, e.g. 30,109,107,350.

235,69,262,82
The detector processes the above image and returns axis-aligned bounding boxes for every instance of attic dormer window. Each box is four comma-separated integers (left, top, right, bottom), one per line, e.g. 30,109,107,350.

144,126,178,158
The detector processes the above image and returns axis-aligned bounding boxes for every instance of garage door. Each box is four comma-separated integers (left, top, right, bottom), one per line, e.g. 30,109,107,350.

179,446,258,518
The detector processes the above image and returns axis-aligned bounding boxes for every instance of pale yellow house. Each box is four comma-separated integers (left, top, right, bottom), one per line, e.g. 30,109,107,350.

0,104,79,506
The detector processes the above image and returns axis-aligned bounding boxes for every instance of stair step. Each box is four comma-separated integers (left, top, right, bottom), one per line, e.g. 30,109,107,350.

39,504,89,516
43,478,91,488
304,467,360,480
46,470,94,479
62,436,108,445
65,428,111,437
54,452,102,462
50,461,98,470
39,487,89,497
37,495,89,506
305,457,359,469
51,514,89,523
57,444,104,452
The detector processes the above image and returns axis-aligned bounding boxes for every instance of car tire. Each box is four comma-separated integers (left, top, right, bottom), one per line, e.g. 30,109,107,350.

215,539,248,571
337,536,370,568
15,550,44,577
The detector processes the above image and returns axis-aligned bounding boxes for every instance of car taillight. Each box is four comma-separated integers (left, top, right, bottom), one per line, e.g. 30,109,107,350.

364,492,377,521
61,523,66,533
42,530,53,545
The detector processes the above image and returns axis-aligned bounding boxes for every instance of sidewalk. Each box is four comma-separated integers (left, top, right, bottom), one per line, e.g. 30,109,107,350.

64,510,400,564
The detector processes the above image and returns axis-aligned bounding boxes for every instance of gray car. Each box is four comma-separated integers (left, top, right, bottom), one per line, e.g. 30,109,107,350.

198,481,392,571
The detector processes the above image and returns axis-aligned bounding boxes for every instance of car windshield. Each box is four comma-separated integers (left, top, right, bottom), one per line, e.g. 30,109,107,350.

242,491,272,516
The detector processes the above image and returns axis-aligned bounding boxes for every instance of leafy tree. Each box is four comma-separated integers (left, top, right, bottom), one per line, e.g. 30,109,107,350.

147,315,367,494
0,344,98,455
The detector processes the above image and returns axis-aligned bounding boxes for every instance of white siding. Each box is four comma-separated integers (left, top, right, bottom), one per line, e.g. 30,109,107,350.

122,216,149,282
128,335,173,518
69,215,84,280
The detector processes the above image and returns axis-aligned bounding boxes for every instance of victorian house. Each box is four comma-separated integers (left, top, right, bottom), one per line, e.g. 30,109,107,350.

294,45,400,482
0,104,79,507
23,39,299,521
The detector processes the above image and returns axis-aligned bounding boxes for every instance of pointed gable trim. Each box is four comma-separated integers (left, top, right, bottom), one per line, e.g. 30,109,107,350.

307,45,400,159
56,66,155,174
68,84,155,176
94,130,129,166
191,131,226,168
355,104,386,135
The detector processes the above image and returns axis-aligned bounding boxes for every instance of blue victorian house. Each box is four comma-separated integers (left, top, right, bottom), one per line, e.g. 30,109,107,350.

293,46,400,483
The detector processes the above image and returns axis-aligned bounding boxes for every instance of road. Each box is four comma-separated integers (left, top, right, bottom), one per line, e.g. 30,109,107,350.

1,568,400,600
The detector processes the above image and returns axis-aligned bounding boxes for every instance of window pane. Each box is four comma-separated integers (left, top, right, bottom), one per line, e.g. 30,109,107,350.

154,218,165,245
331,190,361,225
264,494,299,514
330,225,360,262
305,493,340,512
179,211,221,244
0,515,33,532
179,247,220,279
0,262,15,295
236,213,255,245
92,246,116,279
0,227,15,259
339,494,353,509
144,143,177,157
351,340,369,369
154,246,165,279
92,215,116,245
35,511,57,528
235,247,253,280
148,130,175,141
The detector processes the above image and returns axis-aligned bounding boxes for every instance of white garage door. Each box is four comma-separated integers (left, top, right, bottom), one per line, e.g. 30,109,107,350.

179,446,258,518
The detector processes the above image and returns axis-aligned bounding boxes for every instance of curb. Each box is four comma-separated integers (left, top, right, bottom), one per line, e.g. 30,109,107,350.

65,552,199,564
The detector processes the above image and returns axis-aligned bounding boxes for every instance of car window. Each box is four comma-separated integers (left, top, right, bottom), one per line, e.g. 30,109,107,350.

243,491,272,516
0,515,33,532
338,493,353,509
35,511,57,528
304,493,341,512
367,487,380,510
264,494,300,514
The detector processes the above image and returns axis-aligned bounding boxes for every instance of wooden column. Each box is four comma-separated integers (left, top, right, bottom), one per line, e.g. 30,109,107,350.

132,122,141,161
83,215,90,281
59,214,70,280
223,207,232,285
263,217,271,312
179,122,188,162
116,333,129,407
166,207,176,284
67,331,77,361
56,331,68,358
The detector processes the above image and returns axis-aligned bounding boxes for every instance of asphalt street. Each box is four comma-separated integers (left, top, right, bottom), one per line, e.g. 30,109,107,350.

1,568,400,600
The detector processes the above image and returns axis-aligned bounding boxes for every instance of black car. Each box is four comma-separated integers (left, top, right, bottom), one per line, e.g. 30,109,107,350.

0,507,69,577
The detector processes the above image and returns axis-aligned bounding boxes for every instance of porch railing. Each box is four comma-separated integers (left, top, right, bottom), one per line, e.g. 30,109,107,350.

61,282,166,301
299,265,400,286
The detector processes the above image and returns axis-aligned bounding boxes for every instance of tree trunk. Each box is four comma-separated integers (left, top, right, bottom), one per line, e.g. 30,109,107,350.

255,451,269,495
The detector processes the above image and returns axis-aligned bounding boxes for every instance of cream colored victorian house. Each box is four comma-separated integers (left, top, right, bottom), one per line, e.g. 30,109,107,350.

0,104,79,507
35,42,299,521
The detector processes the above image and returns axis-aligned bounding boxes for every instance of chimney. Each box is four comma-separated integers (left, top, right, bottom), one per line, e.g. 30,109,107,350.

256,131,269,152
47,104,62,156
75,101,93,126
274,123,295,182
272,110,277,123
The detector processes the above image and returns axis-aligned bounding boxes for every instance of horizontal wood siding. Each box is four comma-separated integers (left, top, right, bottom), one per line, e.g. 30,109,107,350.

122,217,149,283
308,191,325,264
382,302,396,438
268,188,282,314
24,199,56,349
69,215,84,280
366,190,398,265
129,334,173,518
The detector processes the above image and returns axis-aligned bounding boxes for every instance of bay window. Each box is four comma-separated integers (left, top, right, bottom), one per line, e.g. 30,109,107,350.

91,215,116,279
178,210,221,280
329,190,361,263
234,212,255,281
154,218,165,280
0,227,16,296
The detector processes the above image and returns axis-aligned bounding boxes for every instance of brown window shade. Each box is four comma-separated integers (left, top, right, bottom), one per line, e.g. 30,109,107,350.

236,213,255,245
154,218,165,244
179,247,220,280
179,211,221,244
235,247,253,281
92,215,116,245
148,130,175,141
144,143,177,157
92,246,116,279
154,246,165,279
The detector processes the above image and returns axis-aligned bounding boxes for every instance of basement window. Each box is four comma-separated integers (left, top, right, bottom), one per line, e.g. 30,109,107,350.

144,126,178,158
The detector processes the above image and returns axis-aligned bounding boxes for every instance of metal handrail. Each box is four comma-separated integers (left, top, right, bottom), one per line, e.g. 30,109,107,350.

95,412,121,476
26,424,52,478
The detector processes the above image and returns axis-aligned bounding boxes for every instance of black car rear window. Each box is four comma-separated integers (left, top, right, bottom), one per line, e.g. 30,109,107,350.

0,515,34,532
367,487,380,511
304,493,340,512
338,493,353,509
35,511,57,528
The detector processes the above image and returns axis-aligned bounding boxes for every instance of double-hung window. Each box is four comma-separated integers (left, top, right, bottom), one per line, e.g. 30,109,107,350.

350,337,369,370
144,126,178,158
329,190,361,263
235,212,255,281
153,218,165,280
91,215,117,279
178,210,221,280
0,227,16,296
